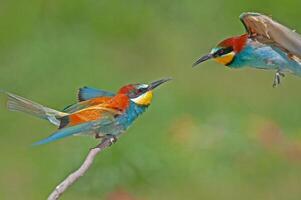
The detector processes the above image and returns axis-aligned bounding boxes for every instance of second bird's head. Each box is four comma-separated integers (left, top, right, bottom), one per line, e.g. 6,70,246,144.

118,78,172,106
193,34,248,67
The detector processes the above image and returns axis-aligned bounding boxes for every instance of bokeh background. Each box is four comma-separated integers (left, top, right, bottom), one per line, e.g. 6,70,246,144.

1,0,301,199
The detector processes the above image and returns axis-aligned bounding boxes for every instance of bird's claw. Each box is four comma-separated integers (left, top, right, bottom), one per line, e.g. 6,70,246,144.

92,134,117,150
273,71,285,88
106,134,118,146
95,133,103,139
95,133,117,145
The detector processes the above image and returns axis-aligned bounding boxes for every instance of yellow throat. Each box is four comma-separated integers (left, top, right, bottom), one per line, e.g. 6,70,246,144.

214,52,235,65
131,91,153,106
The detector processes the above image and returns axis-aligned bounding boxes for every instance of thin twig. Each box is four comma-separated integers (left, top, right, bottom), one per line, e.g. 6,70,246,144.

47,136,117,200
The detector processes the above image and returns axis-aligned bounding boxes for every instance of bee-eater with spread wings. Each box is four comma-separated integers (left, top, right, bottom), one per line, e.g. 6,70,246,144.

193,12,301,87
6,78,171,145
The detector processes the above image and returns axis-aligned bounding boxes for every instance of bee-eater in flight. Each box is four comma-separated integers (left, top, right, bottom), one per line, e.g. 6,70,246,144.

5,78,171,145
193,12,301,87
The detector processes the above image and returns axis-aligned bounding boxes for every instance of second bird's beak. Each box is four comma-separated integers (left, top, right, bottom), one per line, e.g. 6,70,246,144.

148,78,172,90
192,53,213,67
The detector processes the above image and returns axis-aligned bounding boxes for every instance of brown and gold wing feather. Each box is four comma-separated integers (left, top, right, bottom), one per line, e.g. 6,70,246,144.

60,105,122,129
240,12,301,60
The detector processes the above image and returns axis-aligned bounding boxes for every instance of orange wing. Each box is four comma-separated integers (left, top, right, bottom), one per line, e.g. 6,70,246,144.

67,106,122,127
59,94,130,129
63,96,112,113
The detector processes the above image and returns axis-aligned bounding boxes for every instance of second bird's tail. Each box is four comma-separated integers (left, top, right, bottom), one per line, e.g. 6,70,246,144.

6,92,67,127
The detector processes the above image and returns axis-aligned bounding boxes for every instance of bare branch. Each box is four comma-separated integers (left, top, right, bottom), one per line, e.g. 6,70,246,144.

47,136,117,200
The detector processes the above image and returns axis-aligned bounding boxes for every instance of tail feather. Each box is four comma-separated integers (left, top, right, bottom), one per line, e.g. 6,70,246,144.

6,92,67,126
32,122,94,145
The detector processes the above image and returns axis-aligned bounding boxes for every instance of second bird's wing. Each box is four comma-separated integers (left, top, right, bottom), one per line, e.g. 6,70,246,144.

240,12,301,60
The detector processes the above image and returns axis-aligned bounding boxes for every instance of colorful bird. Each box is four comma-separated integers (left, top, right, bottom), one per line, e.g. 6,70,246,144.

5,78,171,145
193,12,301,87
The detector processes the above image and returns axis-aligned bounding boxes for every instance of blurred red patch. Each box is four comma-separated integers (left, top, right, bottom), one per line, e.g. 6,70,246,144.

106,188,138,200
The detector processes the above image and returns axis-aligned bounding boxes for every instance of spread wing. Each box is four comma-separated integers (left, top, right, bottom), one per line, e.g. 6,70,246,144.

78,86,115,102
60,104,122,129
62,86,115,113
240,12,301,60
33,106,124,145
63,96,113,113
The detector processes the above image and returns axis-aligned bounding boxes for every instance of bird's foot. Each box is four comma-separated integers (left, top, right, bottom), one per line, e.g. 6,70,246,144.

95,133,104,139
95,133,117,144
273,71,285,88
93,134,117,149
104,134,118,146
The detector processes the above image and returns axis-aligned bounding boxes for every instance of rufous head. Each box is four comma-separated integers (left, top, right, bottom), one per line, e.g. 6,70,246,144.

118,78,172,106
193,34,248,66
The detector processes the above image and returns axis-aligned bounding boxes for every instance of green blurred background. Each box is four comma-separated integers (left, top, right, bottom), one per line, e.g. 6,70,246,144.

1,0,301,199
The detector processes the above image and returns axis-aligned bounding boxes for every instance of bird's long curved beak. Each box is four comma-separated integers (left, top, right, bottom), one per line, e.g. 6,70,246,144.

148,78,172,90
192,53,213,67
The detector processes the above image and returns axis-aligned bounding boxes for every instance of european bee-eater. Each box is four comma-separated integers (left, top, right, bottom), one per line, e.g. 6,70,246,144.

5,78,171,145
193,12,301,87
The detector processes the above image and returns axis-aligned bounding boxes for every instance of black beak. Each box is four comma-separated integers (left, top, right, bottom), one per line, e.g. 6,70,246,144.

192,53,213,67
148,78,172,90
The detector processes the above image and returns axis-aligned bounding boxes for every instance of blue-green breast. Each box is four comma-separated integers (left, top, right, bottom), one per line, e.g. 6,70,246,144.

228,40,301,76
114,101,148,133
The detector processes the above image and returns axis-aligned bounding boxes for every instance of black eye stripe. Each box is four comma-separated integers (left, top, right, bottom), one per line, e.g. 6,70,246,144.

128,87,148,98
224,47,233,54
214,47,233,57
138,88,147,93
